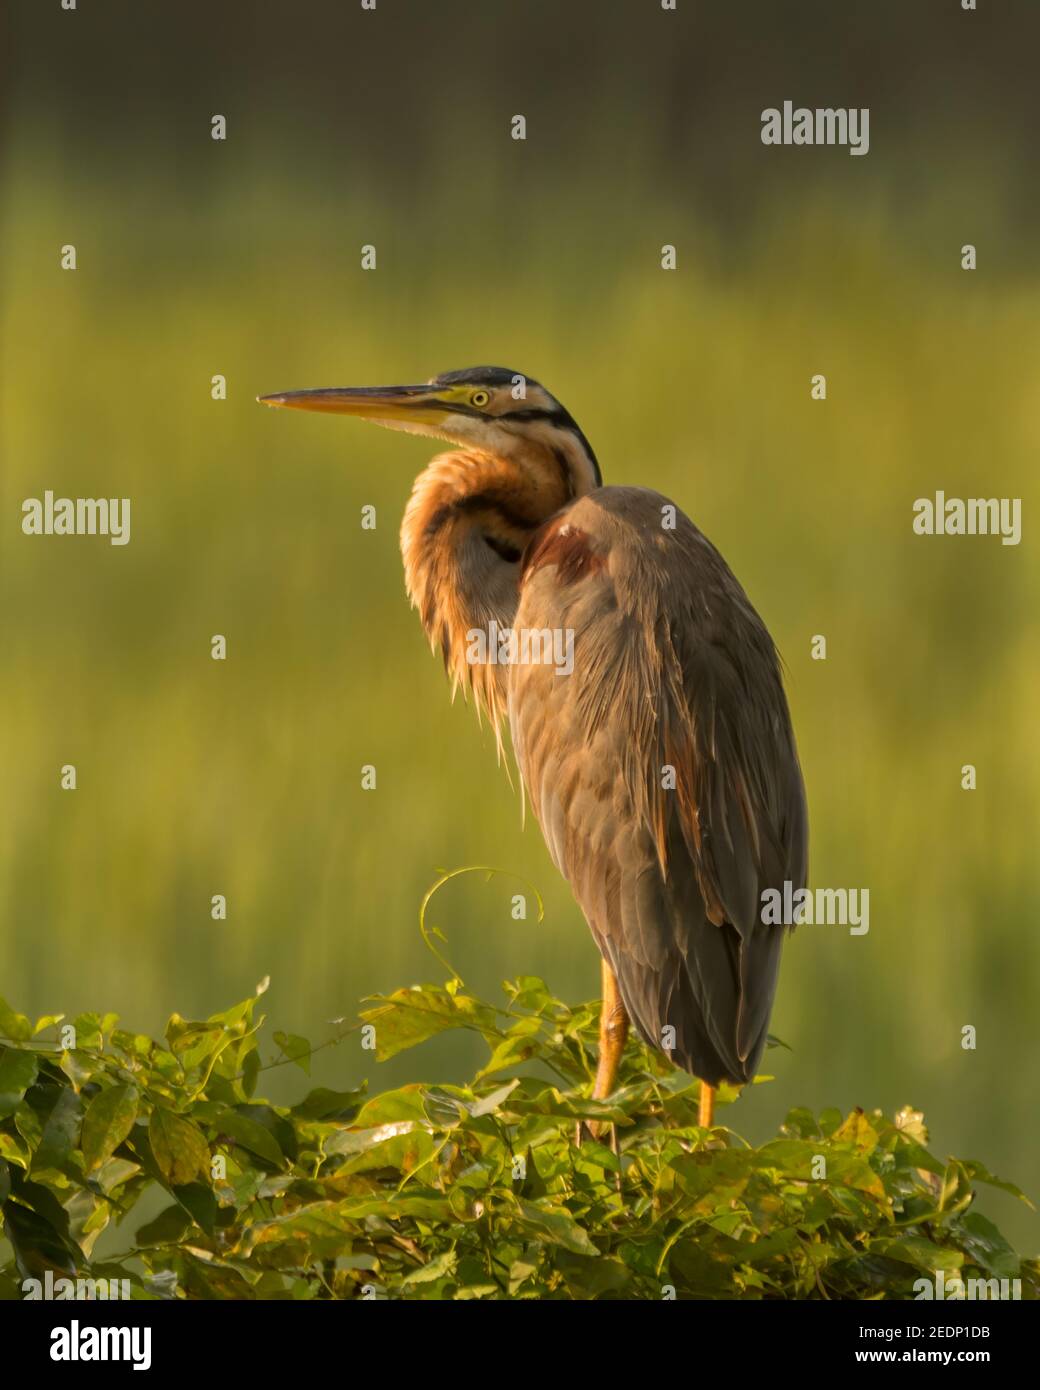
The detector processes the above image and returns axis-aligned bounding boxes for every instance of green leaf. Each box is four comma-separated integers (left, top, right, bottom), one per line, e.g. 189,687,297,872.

958,1212,1021,1279
241,1047,260,1098
556,1250,632,1296
194,1104,285,1167
0,1132,30,1170
0,968,1036,1304
572,1137,621,1174
59,1050,96,1092
70,1012,107,1051
959,1160,1034,1208
81,1084,139,1173
503,977,553,1012
469,1080,521,1118
399,1249,458,1288
32,1088,83,1173
0,999,32,1044
148,1107,211,1186
833,1109,879,1153
514,1199,600,1256
291,1086,366,1122
1,1197,78,1277
359,985,500,1061
0,1048,39,1117
173,1181,218,1235
325,1121,438,1176
94,1157,141,1195
273,1032,311,1075
475,1026,544,1080
135,1202,193,1247
352,1085,430,1129
207,993,260,1031
165,1015,226,1070
880,1235,964,1273
110,1030,153,1062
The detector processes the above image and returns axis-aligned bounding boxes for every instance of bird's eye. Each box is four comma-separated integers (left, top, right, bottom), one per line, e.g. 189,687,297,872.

470,390,490,408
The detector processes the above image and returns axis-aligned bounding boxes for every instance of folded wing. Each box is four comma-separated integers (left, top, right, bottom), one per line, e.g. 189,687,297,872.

508,486,808,1084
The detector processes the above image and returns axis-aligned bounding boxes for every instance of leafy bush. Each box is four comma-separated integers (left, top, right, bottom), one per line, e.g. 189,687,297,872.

0,971,1036,1300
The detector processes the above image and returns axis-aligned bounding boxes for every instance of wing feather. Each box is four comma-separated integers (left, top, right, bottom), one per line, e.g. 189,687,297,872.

509,486,808,1084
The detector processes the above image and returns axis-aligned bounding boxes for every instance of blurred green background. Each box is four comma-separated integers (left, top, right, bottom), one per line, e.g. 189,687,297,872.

2,1,1038,1250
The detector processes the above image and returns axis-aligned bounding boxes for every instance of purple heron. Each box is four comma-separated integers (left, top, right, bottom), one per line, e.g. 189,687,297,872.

259,368,808,1126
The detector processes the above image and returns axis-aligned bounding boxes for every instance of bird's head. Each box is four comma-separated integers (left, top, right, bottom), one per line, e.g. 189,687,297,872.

258,366,601,493
259,367,602,726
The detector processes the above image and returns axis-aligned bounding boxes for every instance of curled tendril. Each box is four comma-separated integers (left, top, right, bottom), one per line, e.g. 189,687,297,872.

419,865,546,985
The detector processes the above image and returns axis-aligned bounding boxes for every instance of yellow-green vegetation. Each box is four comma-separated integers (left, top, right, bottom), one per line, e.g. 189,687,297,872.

6,0,1040,1255
4,0,1038,1302
2,186,1038,1251
1,972,1036,1300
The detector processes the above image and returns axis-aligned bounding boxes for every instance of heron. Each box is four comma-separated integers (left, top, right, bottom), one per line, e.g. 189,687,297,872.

259,368,808,1128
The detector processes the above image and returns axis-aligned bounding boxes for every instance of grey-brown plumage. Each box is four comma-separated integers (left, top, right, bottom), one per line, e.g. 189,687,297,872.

511,487,807,1084
259,366,808,1096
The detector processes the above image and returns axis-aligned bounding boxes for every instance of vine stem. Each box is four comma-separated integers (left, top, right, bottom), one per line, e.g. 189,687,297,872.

418,864,545,985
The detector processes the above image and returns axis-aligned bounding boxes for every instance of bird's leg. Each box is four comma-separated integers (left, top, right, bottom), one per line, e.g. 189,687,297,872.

698,1081,716,1128
592,960,629,1100
578,962,629,1146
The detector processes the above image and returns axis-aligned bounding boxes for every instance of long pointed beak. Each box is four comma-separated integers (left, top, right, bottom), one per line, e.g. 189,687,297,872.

257,384,449,426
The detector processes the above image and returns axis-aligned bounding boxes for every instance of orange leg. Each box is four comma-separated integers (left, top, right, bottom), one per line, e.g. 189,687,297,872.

592,959,629,1100
698,1081,716,1128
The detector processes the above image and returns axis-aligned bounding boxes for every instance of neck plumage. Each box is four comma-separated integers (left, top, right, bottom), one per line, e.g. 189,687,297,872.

399,435,596,729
